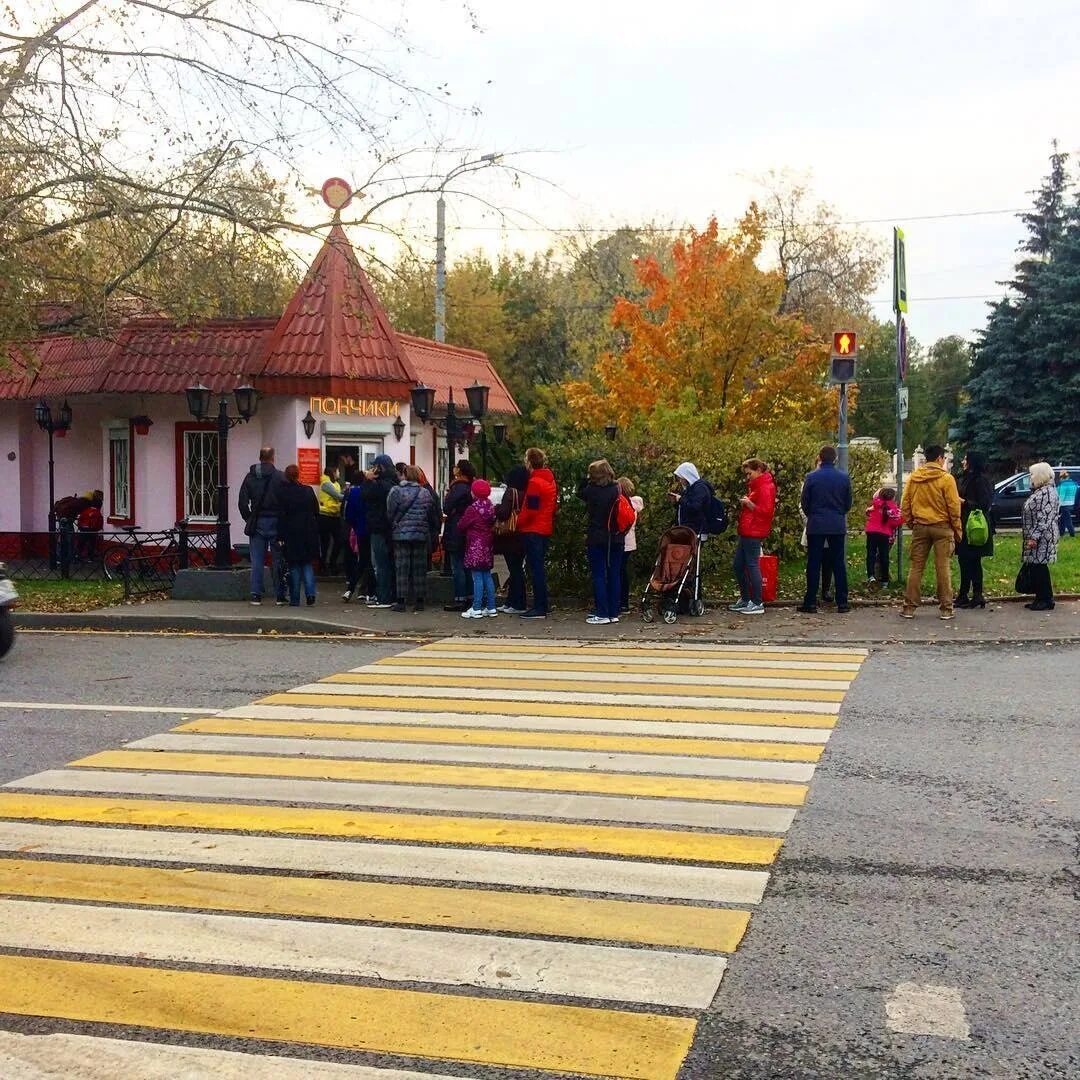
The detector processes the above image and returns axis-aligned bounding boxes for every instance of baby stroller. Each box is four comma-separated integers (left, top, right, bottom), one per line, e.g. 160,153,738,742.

641,526,706,623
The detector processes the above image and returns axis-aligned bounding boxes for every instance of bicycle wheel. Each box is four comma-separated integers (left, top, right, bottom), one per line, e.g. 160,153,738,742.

101,546,128,581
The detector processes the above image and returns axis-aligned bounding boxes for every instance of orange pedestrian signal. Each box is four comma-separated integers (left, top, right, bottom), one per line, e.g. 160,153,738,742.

832,331,857,356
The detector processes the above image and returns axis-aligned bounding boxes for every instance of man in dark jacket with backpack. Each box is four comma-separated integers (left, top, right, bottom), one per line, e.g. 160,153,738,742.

359,454,399,608
237,447,286,606
798,446,853,614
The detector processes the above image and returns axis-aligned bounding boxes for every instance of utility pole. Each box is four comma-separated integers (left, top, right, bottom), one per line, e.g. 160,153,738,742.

434,194,446,344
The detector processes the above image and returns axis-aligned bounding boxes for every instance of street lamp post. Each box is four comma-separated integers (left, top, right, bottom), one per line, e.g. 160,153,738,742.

411,380,490,483
185,383,259,569
34,399,73,570
434,153,500,344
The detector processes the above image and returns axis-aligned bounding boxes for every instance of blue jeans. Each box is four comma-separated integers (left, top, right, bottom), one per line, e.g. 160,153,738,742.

471,569,496,611
733,536,763,603
587,544,622,620
450,551,470,601
249,516,284,599
287,562,316,606
523,533,550,613
1060,506,1075,538
804,534,848,607
370,532,394,604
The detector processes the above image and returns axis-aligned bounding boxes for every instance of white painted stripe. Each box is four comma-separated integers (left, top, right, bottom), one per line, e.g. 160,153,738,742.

284,682,842,714
0,701,219,716
406,649,863,671
0,823,770,903
10,770,797,833
216,704,833,744
0,1031,453,1080
124,733,817,783
0,897,727,1008
426,638,869,656
884,983,971,1039
355,663,850,691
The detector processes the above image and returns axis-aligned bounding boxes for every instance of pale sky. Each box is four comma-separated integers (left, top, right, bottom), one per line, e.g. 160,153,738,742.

322,0,1079,345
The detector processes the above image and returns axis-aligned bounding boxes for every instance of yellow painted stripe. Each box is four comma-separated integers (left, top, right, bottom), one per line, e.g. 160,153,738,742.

69,750,808,807
323,673,846,703
176,717,824,763
0,859,749,952
262,693,838,729
416,642,866,664
0,954,696,1079
377,656,856,681
0,794,783,864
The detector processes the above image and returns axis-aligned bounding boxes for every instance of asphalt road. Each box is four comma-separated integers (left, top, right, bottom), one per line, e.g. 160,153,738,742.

0,632,1076,1078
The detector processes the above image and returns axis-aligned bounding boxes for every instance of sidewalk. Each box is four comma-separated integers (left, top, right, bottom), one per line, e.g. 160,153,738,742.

17,595,1080,645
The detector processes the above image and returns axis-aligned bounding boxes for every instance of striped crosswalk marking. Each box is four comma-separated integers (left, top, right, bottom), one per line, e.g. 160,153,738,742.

0,636,865,1078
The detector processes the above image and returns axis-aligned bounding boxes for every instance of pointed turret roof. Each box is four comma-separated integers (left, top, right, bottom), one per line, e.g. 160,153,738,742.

257,222,418,397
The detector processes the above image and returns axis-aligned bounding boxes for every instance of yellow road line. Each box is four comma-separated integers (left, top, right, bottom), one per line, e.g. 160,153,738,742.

0,859,750,952
415,642,867,663
376,656,856,681
69,750,809,807
0,794,783,864
261,694,838,728
322,673,846,703
0,954,696,1079
176,717,823,763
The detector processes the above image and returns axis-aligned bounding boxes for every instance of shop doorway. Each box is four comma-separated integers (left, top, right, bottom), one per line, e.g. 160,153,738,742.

325,440,383,483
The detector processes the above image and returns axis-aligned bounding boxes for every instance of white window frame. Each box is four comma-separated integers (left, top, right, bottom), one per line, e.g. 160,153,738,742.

107,423,132,523
184,428,220,522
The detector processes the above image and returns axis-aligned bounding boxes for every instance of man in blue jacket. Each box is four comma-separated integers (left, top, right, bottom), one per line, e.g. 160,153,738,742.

798,446,853,613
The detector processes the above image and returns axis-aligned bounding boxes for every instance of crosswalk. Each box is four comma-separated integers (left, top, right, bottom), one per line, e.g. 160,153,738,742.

0,637,865,1079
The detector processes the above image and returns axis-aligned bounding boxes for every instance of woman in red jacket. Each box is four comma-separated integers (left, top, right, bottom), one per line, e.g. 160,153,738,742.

731,457,776,615
516,447,557,619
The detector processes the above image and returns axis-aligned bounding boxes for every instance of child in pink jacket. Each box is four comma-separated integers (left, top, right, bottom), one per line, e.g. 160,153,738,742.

865,486,902,585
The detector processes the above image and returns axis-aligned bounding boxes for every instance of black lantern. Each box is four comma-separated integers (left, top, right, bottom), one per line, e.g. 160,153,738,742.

57,400,73,430
465,380,490,421
131,415,154,436
392,414,406,441
301,409,317,439
186,383,212,421
34,400,51,431
410,383,436,422
605,423,618,441
493,422,507,445
234,384,258,420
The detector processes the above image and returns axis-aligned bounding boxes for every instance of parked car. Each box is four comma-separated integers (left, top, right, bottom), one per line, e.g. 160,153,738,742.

991,465,1080,527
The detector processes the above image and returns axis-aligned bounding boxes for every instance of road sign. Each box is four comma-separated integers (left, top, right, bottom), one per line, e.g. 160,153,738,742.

898,317,908,381
894,227,908,313
899,386,909,420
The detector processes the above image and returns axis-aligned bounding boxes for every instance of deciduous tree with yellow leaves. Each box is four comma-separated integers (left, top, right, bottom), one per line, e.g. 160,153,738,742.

564,208,835,433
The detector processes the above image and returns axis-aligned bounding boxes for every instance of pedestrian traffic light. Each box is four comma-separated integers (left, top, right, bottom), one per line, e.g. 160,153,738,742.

829,329,858,384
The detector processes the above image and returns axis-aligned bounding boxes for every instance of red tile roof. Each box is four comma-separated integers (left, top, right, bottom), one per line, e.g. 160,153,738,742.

0,225,517,414
260,224,416,398
398,334,518,415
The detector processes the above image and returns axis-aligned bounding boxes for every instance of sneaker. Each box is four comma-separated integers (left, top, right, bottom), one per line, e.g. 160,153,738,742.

836,604,850,614
939,610,955,621
900,609,916,619
519,609,548,619
498,605,527,615
585,615,611,625
390,601,407,612
414,600,425,613
306,595,316,606
341,589,353,602
275,598,287,606
250,596,262,606
742,602,765,615
461,608,484,619
610,616,620,624
796,604,817,614
444,600,470,612
728,600,750,612
821,593,834,604
485,608,499,617
367,601,393,609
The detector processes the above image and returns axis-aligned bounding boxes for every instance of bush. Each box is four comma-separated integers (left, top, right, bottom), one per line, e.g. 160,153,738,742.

537,425,888,601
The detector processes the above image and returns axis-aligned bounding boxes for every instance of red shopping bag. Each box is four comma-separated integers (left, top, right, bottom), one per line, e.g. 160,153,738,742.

760,554,779,603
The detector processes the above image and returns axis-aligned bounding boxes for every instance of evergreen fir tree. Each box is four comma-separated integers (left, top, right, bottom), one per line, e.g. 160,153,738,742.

954,148,1080,471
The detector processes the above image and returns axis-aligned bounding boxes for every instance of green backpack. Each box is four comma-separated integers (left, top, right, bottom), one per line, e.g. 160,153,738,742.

965,509,990,547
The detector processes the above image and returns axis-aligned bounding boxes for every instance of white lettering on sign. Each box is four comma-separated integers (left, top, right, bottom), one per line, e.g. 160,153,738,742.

309,398,397,418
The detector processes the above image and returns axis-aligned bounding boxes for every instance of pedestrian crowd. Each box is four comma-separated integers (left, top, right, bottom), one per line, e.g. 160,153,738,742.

237,440,1070,620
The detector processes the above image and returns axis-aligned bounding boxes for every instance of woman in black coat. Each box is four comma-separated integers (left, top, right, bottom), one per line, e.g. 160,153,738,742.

441,460,477,611
955,451,994,608
577,458,624,625
279,465,321,606
494,465,529,613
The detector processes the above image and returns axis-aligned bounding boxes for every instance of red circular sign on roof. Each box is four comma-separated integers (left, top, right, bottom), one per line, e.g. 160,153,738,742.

321,177,353,211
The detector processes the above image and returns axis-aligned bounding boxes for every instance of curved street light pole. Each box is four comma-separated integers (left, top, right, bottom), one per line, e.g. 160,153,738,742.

434,153,499,344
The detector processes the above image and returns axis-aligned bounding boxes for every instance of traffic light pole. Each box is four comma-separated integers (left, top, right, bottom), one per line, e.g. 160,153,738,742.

895,311,905,579
837,382,849,473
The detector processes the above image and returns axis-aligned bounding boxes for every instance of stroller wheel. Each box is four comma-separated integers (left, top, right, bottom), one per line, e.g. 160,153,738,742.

689,598,706,617
661,606,678,625
641,603,655,624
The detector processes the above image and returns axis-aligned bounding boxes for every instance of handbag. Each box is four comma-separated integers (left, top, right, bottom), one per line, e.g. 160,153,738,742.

1015,562,1037,594
494,489,520,537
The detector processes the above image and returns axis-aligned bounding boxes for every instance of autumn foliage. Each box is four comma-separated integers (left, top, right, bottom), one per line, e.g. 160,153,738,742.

564,209,835,433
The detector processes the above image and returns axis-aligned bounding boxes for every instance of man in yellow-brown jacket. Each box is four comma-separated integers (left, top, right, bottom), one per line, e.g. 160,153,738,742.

901,444,963,620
